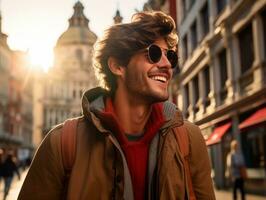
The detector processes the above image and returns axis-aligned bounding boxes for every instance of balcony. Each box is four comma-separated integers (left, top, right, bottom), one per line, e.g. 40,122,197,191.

239,68,254,96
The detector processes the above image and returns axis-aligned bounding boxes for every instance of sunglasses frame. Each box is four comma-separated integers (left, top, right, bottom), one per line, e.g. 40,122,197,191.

145,44,178,68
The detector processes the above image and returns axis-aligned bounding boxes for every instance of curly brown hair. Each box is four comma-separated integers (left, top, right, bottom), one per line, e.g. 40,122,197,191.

93,11,178,94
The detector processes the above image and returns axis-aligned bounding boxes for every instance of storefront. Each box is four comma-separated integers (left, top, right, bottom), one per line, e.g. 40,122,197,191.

239,107,266,195
206,122,233,189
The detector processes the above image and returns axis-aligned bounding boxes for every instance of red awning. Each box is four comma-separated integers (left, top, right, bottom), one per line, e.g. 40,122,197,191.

239,107,266,130
206,123,232,146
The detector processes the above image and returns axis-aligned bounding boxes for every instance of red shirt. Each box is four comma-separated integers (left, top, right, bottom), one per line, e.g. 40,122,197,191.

99,98,164,200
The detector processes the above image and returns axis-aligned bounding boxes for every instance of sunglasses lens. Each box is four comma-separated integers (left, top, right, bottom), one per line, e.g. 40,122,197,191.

148,45,162,63
167,50,178,68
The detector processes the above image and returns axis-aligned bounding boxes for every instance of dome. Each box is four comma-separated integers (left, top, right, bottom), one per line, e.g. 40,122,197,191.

56,27,97,46
55,1,97,46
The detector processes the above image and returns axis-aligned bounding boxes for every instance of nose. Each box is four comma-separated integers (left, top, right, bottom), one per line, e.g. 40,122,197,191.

157,53,171,69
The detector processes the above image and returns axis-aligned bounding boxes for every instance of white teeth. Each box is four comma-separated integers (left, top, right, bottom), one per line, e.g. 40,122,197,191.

151,76,167,82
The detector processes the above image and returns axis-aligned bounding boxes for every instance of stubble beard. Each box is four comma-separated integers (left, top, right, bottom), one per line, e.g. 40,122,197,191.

125,80,170,104
124,67,170,105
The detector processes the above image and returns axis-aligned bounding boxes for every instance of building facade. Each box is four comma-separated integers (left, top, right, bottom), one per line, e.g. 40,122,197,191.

143,0,177,23
32,1,98,147
10,50,33,149
0,11,33,160
174,0,266,195
0,12,12,146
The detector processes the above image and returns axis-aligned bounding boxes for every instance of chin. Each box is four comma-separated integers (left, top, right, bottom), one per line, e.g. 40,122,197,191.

156,95,169,102
147,92,169,103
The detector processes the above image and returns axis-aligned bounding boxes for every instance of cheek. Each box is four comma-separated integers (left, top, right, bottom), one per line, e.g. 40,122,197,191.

126,65,146,81
169,70,173,80
125,55,153,85
125,69,144,85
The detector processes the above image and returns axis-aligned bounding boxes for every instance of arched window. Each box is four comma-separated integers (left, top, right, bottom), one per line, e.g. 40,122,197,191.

76,49,83,61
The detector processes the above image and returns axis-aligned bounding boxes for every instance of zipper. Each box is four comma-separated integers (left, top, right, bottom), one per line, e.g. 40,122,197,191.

107,134,134,200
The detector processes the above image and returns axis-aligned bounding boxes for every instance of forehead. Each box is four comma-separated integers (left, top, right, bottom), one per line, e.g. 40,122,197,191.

153,38,176,51
153,38,168,49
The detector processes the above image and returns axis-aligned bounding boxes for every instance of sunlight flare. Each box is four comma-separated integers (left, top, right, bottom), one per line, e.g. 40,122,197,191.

29,47,53,71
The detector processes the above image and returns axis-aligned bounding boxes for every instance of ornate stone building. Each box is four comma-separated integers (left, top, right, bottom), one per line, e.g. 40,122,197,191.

33,1,98,147
174,0,266,195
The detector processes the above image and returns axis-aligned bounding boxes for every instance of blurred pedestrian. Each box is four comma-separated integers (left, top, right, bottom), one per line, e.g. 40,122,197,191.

2,153,20,200
226,140,246,200
25,155,32,167
0,149,4,187
19,11,215,200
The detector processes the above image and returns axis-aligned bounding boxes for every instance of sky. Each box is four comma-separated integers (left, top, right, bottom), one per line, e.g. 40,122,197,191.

1,0,147,70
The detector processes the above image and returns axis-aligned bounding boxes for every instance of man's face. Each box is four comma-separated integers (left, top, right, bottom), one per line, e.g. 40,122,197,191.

121,38,174,104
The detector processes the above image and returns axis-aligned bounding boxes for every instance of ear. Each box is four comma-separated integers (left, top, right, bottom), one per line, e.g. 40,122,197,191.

107,57,125,76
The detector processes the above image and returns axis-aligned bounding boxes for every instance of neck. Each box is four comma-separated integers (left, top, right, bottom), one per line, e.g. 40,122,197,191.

112,89,152,135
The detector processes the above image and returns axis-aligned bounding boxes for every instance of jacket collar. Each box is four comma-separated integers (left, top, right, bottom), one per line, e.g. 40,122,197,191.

81,87,184,132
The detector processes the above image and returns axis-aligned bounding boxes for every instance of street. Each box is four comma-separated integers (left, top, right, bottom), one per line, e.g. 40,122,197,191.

0,169,28,200
0,169,265,200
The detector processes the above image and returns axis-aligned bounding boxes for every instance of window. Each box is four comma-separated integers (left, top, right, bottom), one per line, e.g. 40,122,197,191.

193,75,200,113
217,0,227,14
193,76,199,104
9,124,14,135
189,0,195,10
49,110,53,127
243,130,265,168
73,89,76,98
201,3,209,37
191,21,198,51
240,112,266,169
238,24,254,74
181,0,186,20
184,84,190,118
218,49,228,87
218,49,228,101
203,66,211,107
76,49,83,61
55,112,58,124
182,35,188,61
184,84,190,109
262,10,266,58
203,66,210,97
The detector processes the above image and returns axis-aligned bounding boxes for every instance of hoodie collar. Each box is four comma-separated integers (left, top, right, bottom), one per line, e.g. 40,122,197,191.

81,87,184,131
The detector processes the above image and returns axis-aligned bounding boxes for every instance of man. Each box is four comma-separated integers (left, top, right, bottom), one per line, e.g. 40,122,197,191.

2,152,20,200
19,11,215,200
226,140,246,200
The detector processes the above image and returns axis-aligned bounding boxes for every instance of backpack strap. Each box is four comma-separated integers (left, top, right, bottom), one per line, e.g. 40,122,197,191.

174,125,196,200
61,118,79,175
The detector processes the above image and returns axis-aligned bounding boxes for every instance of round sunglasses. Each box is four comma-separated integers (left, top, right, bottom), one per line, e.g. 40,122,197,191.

145,44,178,68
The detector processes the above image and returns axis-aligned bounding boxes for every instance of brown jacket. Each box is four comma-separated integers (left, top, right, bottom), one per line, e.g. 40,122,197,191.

18,87,215,200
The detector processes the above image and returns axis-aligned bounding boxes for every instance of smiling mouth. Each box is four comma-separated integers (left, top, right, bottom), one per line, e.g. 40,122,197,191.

150,76,167,83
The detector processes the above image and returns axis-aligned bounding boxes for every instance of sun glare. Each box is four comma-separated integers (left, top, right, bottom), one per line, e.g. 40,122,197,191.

29,48,53,72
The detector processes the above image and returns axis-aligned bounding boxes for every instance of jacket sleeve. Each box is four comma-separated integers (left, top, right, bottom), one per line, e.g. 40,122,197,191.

18,126,65,200
185,121,216,200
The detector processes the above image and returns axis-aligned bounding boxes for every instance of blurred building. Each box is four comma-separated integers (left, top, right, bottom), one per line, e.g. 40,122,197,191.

113,9,123,24
32,1,98,147
174,0,266,195
0,11,12,146
143,0,177,23
0,12,33,154
10,51,33,149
